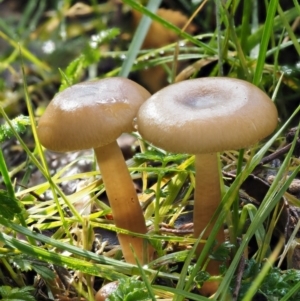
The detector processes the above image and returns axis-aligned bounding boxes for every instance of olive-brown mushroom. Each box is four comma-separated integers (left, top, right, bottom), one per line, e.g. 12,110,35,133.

38,77,153,264
137,77,278,294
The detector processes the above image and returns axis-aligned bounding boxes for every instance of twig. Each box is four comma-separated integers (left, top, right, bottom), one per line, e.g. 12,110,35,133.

232,254,246,301
256,138,300,168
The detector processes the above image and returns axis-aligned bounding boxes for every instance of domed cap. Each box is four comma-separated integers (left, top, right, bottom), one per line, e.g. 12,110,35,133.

95,281,119,301
38,77,151,152
137,77,278,154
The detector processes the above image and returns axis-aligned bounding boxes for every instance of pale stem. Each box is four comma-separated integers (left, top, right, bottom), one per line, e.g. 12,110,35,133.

94,141,153,264
194,152,225,295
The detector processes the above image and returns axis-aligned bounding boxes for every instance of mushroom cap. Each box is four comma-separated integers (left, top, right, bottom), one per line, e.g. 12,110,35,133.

38,77,150,152
137,77,278,154
95,281,119,301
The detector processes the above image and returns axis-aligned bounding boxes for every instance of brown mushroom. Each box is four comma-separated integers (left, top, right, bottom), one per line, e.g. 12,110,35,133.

95,281,119,301
38,77,153,264
137,77,278,295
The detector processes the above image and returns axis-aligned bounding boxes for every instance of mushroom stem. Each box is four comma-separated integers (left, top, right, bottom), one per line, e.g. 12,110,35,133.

94,141,153,264
194,153,225,294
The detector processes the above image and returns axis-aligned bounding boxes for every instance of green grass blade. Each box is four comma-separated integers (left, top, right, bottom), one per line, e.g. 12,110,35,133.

0,32,51,72
240,0,252,53
293,0,300,14
279,280,300,301
0,149,15,201
131,246,156,301
245,204,268,255
252,0,279,85
277,4,300,56
118,0,162,77
17,0,46,39
153,285,209,301
247,7,298,52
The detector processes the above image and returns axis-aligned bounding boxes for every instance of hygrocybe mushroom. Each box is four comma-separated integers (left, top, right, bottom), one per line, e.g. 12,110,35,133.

38,77,153,264
137,77,278,293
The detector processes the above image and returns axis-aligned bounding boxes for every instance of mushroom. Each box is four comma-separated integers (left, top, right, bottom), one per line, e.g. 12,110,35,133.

38,77,153,264
95,281,119,301
137,77,278,294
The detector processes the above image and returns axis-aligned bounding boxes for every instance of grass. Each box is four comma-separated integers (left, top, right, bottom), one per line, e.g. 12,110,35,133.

0,0,300,300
